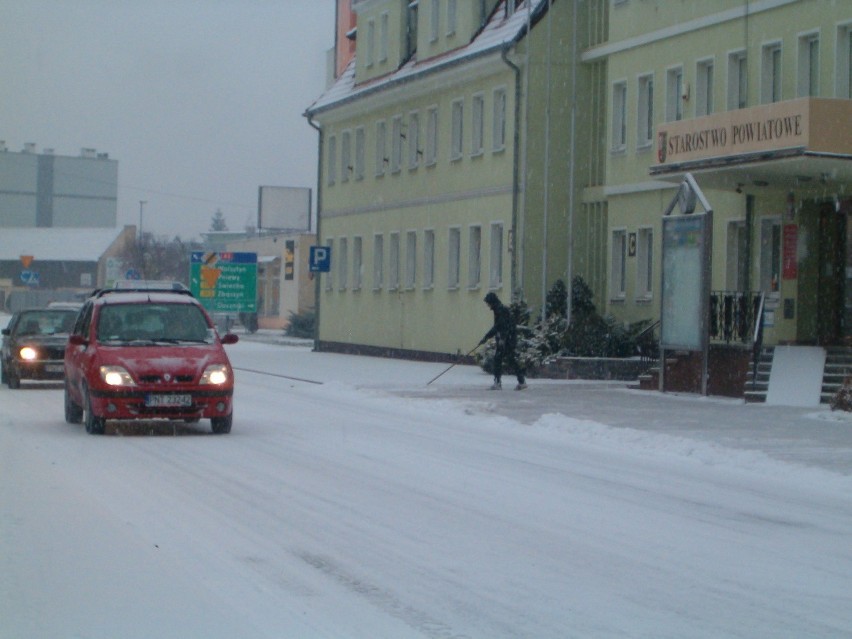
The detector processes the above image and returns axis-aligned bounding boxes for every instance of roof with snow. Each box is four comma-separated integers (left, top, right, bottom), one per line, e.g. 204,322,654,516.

0,227,128,262
305,0,547,116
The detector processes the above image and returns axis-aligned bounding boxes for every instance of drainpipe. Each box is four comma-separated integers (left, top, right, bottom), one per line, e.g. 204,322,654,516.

307,112,323,352
502,43,524,301
565,0,578,324
541,0,553,318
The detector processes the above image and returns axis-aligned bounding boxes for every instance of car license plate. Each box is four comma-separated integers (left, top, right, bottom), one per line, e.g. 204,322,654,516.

145,394,192,408
45,364,64,373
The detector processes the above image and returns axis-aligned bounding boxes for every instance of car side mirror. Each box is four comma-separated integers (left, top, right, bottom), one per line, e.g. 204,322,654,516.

1,328,9,336
68,334,88,346
220,333,239,345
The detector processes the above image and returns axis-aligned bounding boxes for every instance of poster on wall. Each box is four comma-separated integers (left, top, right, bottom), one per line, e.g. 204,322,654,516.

783,224,798,280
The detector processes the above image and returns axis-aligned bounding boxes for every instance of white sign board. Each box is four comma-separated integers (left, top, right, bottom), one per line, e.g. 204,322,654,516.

258,186,311,231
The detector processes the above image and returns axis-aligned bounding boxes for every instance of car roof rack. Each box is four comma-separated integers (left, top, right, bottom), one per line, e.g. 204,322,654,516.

92,287,195,299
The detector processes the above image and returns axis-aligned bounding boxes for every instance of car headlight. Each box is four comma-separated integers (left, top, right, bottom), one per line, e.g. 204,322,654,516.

200,364,229,385
99,365,136,386
19,346,38,361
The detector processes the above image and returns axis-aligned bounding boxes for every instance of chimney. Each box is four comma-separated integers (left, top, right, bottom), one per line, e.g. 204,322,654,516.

23,142,37,153
80,147,97,159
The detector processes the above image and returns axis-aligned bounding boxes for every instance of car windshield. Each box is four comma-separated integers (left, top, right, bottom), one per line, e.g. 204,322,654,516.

97,303,212,344
15,310,77,336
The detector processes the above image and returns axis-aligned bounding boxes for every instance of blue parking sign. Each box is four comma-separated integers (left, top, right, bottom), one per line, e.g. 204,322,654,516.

309,246,331,272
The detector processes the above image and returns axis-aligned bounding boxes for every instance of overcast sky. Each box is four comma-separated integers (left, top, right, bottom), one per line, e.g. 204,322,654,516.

0,0,336,240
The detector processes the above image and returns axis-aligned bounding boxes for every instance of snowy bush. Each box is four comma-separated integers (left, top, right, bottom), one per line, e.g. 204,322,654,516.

285,309,315,338
476,277,656,377
830,377,852,412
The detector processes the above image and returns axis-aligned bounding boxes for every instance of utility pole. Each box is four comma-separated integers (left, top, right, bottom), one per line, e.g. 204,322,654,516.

138,200,147,244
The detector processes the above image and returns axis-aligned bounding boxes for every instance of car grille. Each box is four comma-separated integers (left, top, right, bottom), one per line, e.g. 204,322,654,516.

138,374,195,384
40,345,66,361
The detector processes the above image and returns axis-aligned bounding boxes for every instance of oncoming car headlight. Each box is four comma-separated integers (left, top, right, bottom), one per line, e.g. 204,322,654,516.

200,364,229,385
99,365,136,386
19,346,38,361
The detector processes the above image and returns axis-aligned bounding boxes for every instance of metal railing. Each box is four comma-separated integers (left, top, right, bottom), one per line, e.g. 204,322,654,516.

709,291,764,344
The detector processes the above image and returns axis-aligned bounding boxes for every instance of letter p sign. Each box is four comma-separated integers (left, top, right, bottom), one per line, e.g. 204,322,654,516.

309,246,331,272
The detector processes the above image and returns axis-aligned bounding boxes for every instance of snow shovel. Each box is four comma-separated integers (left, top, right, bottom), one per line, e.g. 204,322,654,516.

426,345,480,386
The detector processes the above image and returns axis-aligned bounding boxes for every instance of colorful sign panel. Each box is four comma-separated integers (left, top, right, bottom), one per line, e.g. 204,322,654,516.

190,251,257,313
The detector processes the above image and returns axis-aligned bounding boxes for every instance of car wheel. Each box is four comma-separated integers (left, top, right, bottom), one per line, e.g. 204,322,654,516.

83,385,106,435
210,413,232,435
65,381,83,424
0,359,7,384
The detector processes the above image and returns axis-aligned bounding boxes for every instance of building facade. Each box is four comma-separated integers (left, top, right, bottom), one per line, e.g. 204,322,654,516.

307,0,851,365
593,0,852,347
0,143,118,228
306,0,603,359
224,232,317,331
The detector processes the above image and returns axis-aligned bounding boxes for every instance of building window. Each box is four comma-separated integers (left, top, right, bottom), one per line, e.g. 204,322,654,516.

760,218,782,294
493,88,507,151
408,111,420,170
448,227,460,289
468,225,481,289
637,73,654,147
696,59,714,116
373,234,384,290
666,66,683,122
611,229,626,299
471,93,485,156
423,229,435,289
489,222,503,289
379,12,389,63
405,231,417,289
425,106,438,165
762,43,782,103
837,24,852,98
327,135,337,185
391,115,403,173
389,232,400,290
728,50,748,109
799,33,820,97
365,19,375,67
406,1,418,59
451,98,464,160
430,0,440,42
354,127,365,180
636,227,653,299
341,130,352,183
447,0,457,35
352,236,363,290
325,238,334,290
612,81,627,150
337,237,348,290
375,120,387,176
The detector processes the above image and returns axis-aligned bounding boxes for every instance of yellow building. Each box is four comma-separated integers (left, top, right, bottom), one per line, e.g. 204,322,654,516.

306,0,603,359
588,0,852,349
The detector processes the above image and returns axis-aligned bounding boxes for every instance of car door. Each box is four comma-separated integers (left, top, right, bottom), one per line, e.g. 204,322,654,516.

65,302,94,399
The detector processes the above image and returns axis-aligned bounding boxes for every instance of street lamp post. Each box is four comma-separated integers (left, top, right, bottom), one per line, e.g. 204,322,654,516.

138,200,147,245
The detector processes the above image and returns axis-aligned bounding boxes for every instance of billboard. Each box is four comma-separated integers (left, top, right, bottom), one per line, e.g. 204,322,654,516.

258,186,311,231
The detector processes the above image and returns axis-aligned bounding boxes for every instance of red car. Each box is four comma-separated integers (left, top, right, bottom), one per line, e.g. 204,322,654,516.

64,287,238,435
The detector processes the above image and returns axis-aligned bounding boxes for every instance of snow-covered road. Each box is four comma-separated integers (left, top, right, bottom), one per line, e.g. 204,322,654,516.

2,340,852,638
